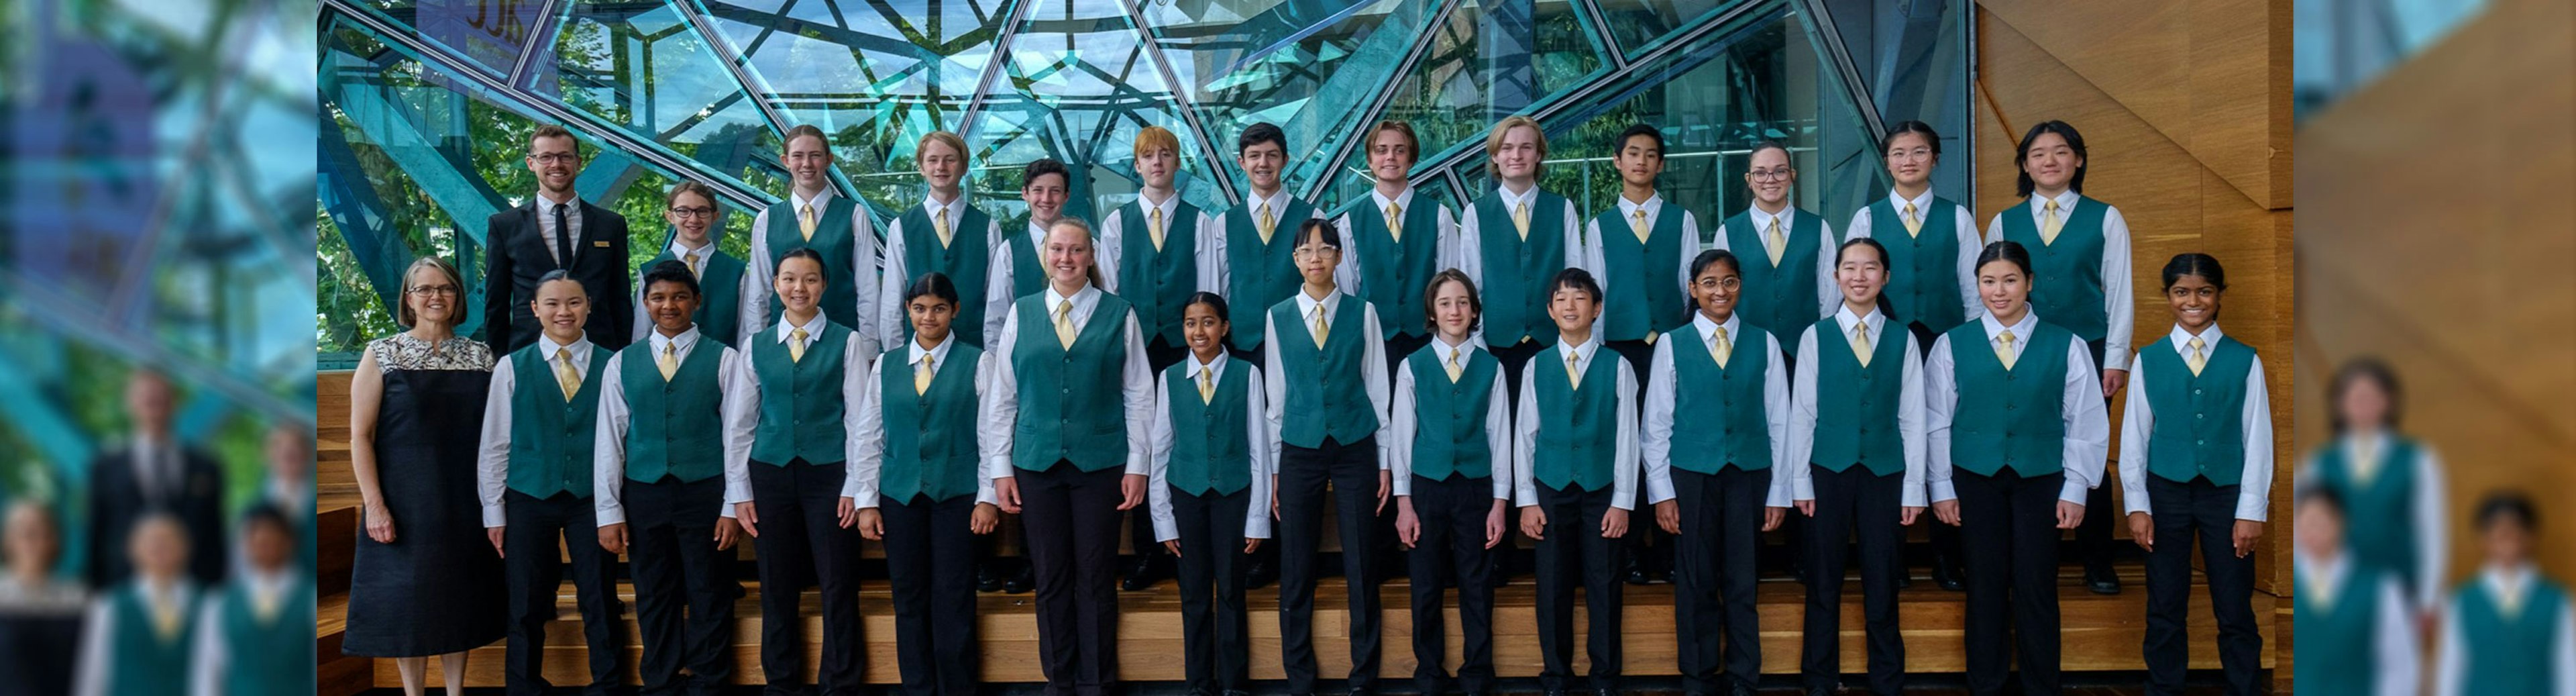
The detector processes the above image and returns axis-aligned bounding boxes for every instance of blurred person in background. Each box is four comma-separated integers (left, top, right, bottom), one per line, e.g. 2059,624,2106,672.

72,513,200,696
187,505,308,696
262,421,316,573
85,370,227,589
0,499,85,696
2434,492,2575,696
2292,485,2418,696
2300,358,2447,616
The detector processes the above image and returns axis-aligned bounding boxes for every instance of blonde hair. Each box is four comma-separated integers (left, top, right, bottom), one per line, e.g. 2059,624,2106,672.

917,131,969,162
398,256,467,328
1370,119,1420,160
1483,115,1548,178
1134,126,1183,160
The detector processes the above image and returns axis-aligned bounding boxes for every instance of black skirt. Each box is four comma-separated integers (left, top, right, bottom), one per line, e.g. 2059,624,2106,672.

342,368,508,656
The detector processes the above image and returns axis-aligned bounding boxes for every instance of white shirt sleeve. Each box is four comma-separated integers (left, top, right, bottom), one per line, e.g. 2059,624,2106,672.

1485,363,1515,503
1199,211,1228,295
1388,360,1417,497
72,599,111,696
476,363,516,528
1923,334,1957,504
1120,309,1157,477
877,219,911,351
2435,597,2465,696
1898,332,1929,509
1640,339,1678,505
1511,362,1540,507
1362,305,1392,467
847,358,887,506
1148,370,1177,542
1762,333,1794,507
1952,205,1982,322
1245,366,1275,540
594,353,631,526
741,208,774,346
1676,211,1705,299
2417,446,2451,608
841,337,869,489
1263,313,1285,456
1436,206,1462,280
189,597,224,696
720,348,762,508
2555,599,2576,696
983,245,1018,352
1332,213,1362,292
2374,577,2422,696
850,214,883,354
712,348,747,519
1816,219,1841,318
2116,355,2154,516
973,358,1000,507
981,310,1022,483
2060,336,2112,505
1788,326,1820,501
1611,357,1642,511
2099,205,2137,372
2236,354,2275,521
1455,205,1485,288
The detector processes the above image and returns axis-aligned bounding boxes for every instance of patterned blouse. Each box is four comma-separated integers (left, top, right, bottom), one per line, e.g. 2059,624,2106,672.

366,332,494,372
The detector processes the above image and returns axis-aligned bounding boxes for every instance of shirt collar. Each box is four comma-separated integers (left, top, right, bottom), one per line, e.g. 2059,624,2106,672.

923,191,965,220
1189,352,1228,381
775,312,828,344
2485,562,2538,601
1293,287,1340,318
1888,187,1935,214
535,194,580,217
1557,334,1601,360
1747,202,1792,231
2037,188,2080,212
666,237,713,261
1834,303,1884,337
1044,282,1099,312
1495,183,1538,209
1248,187,1293,215
1691,312,1739,344
648,325,702,355
1980,309,2039,343
1137,189,1179,217
1433,333,1477,356
1616,191,1663,219
1369,186,1415,213
908,332,954,366
2295,551,2347,593
2168,322,2227,350
792,187,835,213
537,334,592,363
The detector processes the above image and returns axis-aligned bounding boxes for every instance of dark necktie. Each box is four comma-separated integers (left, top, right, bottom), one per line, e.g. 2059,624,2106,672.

553,204,574,268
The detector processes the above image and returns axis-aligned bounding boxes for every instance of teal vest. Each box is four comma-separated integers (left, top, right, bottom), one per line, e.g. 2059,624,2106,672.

107,585,198,696
2310,438,2424,590
1163,360,1254,495
762,197,863,328
1668,323,1774,473
1221,196,1314,350
1809,317,1909,476
879,344,985,503
1946,319,2074,477
1405,345,1499,481
506,343,611,498
1997,196,2112,341
640,245,747,343
219,578,314,695
748,321,852,466
617,336,728,483
1472,191,1573,348
2140,334,2256,486
1864,197,1967,330
2457,578,2568,695
1348,197,1446,340
2294,565,2383,696
1595,202,1691,341
1115,201,1201,346
1722,209,1825,356
898,203,996,347
1272,297,1380,448
1004,219,1049,299
1008,293,1134,472
1532,344,1621,491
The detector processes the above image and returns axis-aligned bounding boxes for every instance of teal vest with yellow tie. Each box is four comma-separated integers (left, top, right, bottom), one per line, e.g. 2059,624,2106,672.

1348,197,1446,341
1272,295,1380,448
2294,565,2383,696
1668,322,1774,473
639,245,746,342
1008,293,1134,472
763,196,862,328
106,584,199,696
748,320,853,466
1864,197,1966,331
1222,197,1315,350
2457,577,2568,695
1472,191,1573,348
219,577,314,695
506,343,611,498
1945,319,2074,477
1115,200,1202,346
1405,344,1499,481
880,343,985,503
2309,437,2424,591
617,336,729,483
2140,333,2256,486
1163,360,1254,496
1997,195,2112,341
1595,202,1691,342
1532,344,1621,492
1722,209,1825,356
898,203,996,346
1809,316,1909,477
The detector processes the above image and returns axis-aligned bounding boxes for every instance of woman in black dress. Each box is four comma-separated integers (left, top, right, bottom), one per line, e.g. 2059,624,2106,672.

343,256,507,695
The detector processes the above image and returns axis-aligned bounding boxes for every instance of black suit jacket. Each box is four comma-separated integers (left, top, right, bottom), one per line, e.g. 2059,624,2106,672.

484,199,633,354
85,446,227,589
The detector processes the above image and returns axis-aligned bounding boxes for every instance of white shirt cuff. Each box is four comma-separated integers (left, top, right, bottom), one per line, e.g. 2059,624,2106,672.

1929,479,1957,504
2058,477,2090,506
481,505,506,529
1644,475,1676,505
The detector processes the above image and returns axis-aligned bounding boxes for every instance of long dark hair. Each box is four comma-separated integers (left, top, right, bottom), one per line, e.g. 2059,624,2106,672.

2014,119,2089,197
1833,238,1895,319
2328,357,2403,434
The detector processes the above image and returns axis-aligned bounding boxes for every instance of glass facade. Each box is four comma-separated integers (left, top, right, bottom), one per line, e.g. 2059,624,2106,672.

319,0,1969,364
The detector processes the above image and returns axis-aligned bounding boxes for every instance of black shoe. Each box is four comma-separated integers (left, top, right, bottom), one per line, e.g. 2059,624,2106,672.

1931,552,1966,592
1222,691,1253,696
1593,688,1618,696
2086,566,2123,595
1344,688,1375,696
1623,553,1652,585
1731,682,1760,696
976,563,1004,593
1896,570,1913,589
1246,556,1277,590
1122,554,1169,591
1807,689,1835,696
1004,564,1036,594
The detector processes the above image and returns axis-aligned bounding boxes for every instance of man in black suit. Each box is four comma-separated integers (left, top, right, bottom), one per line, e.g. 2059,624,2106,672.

85,369,226,588
484,123,633,354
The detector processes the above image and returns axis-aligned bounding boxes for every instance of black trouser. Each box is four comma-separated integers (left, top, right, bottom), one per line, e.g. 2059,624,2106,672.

1532,482,1622,693
881,493,979,696
1278,435,1384,695
626,475,737,696
1671,468,1767,693
1172,487,1254,695
1955,468,2067,696
504,491,623,696
1019,460,1126,696
1407,474,1498,695
1801,465,1905,695
2074,338,2116,575
1909,321,1966,579
2143,476,2261,696
749,460,863,695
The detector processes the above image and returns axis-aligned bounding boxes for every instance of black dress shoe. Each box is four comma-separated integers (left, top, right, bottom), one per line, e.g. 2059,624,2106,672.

1896,570,1913,589
1593,688,1618,696
1122,554,1170,591
1622,554,1652,585
2086,566,2123,595
1246,557,1277,589
1931,553,1966,591
1731,681,1760,696
976,564,1004,593
1004,564,1036,594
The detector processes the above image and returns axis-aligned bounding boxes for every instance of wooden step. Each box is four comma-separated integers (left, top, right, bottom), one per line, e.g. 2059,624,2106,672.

318,565,2272,690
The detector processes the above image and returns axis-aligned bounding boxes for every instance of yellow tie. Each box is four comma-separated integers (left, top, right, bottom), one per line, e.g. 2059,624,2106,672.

1630,208,1650,244
1902,201,1922,238
152,594,182,640
934,205,955,248
1054,300,1079,349
1512,201,1531,240
1149,207,1166,251
1310,305,1329,348
789,327,808,363
799,203,818,241
2039,199,2063,245
1850,323,1874,367
252,587,280,622
916,353,935,395
1766,217,1786,266
657,341,679,381
2306,568,2341,612
2186,337,2206,376
1996,330,2018,370
1711,327,1732,368
684,250,702,279
1257,203,1276,244
1387,202,1403,242
1564,350,1582,389
1197,366,1215,404
1444,347,1464,383
2499,575,2529,618
2352,438,2381,486
554,348,582,401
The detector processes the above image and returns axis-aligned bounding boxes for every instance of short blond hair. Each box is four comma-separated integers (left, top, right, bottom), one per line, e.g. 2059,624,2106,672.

917,131,968,162
1483,115,1547,178
1134,126,1183,160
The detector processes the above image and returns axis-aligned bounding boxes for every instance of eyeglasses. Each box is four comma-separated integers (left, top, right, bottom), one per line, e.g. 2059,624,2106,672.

1292,246,1340,259
530,152,580,165
1692,278,1742,291
1748,168,1794,181
668,206,716,218
408,284,461,297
